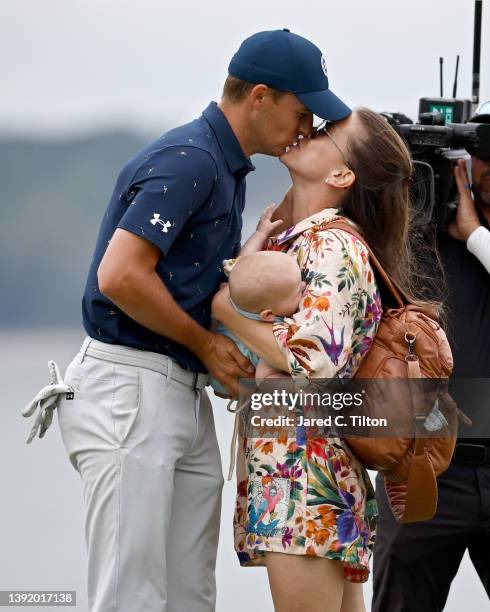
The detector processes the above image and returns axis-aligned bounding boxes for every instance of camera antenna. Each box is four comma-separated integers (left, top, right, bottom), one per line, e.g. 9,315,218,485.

452,55,460,98
439,57,444,97
472,0,482,104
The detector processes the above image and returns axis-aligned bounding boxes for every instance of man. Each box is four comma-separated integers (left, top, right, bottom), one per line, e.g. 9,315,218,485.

372,103,490,612
25,30,352,612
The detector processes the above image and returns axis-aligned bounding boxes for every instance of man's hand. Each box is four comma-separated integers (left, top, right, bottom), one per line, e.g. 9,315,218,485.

211,282,289,373
196,332,254,398
448,159,481,241
210,283,254,396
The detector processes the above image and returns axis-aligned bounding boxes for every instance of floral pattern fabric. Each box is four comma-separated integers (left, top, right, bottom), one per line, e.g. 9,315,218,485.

233,207,382,582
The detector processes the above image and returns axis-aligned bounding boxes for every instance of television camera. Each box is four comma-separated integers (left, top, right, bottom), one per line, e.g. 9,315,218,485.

382,0,490,231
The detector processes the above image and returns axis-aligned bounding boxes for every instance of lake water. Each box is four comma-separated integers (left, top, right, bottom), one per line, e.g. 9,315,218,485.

2,329,487,611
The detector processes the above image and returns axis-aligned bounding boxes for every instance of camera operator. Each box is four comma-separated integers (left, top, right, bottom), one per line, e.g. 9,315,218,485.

372,103,490,612
448,106,490,271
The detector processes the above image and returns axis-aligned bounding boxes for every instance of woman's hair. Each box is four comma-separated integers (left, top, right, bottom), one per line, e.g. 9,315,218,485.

341,107,447,319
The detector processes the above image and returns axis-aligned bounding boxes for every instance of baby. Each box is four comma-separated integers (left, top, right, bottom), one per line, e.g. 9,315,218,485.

210,205,305,397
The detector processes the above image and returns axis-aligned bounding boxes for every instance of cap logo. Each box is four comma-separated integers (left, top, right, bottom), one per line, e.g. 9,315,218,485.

321,55,328,77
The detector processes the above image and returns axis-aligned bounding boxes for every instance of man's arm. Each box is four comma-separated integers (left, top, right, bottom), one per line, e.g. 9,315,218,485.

98,228,254,396
467,226,490,274
448,161,482,241
449,159,490,274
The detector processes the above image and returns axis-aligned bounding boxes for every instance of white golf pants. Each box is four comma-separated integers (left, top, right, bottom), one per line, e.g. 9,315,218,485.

57,337,224,612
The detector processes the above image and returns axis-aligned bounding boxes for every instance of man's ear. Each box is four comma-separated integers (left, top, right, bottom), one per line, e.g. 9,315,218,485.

260,309,276,322
326,168,355,190
250,84,270,109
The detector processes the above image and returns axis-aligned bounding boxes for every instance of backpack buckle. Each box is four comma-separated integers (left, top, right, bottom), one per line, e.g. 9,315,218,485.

404,332,417,358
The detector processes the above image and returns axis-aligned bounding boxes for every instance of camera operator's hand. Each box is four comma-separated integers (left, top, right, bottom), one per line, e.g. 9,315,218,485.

448,159,481,242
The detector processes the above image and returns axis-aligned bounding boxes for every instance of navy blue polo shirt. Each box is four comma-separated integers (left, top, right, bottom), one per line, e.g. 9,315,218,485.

82,102,255,372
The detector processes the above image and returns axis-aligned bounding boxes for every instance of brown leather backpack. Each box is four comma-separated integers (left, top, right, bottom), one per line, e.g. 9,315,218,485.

325,219,459,523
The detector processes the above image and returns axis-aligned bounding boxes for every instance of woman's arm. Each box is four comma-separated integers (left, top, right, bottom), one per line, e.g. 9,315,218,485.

270,229,381,379
212,284,289,371
214,227,381,380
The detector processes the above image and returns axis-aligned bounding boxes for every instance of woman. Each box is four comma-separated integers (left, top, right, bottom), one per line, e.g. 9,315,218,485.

212,108,427,612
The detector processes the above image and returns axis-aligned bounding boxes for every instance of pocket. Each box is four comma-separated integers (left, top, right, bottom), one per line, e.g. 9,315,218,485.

61,356,141,447
62,357,84,392
110,363,141,446
72,355,115,394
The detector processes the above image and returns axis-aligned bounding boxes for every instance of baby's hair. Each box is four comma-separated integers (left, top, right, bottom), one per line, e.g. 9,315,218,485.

229,251,301,313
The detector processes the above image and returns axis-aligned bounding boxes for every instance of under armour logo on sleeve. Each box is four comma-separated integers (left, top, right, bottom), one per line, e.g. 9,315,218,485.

150,213,171,233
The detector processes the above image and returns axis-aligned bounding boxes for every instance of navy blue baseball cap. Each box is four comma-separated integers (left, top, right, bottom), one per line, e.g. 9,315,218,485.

228,29,351,121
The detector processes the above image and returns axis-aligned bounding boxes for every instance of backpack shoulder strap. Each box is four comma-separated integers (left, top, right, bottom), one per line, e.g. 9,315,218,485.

322,218,406,308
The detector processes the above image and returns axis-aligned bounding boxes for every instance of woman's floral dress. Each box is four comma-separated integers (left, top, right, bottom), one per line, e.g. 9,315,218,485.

233,207,383,582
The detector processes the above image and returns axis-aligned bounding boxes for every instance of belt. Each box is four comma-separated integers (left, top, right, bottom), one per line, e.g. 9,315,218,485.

452,443,490,466
21,337,209,444
82,337,208,391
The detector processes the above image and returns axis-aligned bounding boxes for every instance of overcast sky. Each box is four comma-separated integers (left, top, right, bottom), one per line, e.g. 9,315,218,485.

2,0,489,137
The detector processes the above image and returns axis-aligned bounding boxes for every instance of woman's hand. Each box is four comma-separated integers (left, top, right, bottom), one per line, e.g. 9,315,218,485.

256,204,284,237
448,159,481,241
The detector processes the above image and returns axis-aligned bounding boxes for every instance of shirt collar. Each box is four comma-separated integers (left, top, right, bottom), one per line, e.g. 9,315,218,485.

202,102,255,178
273,207,342,245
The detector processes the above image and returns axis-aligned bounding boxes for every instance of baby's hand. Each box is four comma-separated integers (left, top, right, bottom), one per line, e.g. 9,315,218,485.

256,204,284,237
